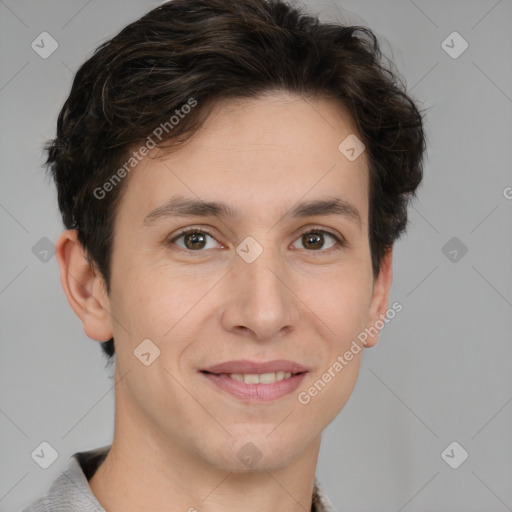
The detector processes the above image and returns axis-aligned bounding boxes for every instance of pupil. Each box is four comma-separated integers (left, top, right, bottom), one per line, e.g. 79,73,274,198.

305,232,323,249
186,232,206,250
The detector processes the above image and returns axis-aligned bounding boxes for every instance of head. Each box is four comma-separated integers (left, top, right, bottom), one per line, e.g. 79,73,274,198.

51,0,424,471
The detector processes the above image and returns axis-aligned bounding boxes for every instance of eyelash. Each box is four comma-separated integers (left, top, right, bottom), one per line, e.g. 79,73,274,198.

166,226,346,255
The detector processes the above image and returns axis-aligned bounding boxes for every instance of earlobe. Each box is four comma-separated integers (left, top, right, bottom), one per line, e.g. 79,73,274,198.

55,229,113,342
364,248,393,348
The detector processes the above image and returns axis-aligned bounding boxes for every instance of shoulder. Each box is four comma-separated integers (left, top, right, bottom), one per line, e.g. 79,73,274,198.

313,477,338,512
22,446,110,512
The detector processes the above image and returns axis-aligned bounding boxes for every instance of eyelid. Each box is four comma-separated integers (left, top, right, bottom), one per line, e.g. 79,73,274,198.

166,224,346,252
294,225,345,243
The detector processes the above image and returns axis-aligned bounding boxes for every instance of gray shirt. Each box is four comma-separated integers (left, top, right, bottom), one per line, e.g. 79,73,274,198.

23,445,337,512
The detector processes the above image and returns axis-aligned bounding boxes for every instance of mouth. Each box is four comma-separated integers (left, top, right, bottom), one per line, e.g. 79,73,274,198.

200,370,305,384
199,360,309,402
200,359,309,375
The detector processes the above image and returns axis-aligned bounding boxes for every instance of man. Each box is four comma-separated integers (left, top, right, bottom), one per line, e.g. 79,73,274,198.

23,0,425,510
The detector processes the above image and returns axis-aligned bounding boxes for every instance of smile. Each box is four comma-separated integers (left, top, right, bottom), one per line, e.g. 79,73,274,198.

200,370,307,402
227,371,294,383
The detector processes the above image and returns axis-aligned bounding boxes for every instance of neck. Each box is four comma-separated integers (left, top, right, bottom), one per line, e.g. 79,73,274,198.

89,382,322,512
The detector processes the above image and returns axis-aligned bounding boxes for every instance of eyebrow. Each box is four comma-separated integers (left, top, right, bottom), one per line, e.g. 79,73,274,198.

143,195,362,228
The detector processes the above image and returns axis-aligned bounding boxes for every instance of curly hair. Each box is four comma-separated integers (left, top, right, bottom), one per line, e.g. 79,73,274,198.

45,0,426,361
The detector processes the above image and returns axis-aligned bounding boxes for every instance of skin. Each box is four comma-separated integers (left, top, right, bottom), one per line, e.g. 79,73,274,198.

56,91,393,512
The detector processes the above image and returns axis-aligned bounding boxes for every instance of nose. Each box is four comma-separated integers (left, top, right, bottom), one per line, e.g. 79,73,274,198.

220,243,300,341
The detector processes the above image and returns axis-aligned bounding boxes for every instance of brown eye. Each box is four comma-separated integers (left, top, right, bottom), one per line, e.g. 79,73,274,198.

302,231,324,250
183,232,208,250
167,227,344,254
168,229,220,251
292,229,343,252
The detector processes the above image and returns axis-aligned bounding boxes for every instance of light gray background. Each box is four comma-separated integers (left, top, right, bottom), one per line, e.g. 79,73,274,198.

1,1,511,511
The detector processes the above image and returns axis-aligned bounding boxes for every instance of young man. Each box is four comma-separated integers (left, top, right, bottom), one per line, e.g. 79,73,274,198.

24,0,425,510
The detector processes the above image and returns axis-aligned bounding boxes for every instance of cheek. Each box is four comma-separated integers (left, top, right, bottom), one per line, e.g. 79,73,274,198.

109,263,208,358
307,267,373,345
293,268,372,417
298,338,363,429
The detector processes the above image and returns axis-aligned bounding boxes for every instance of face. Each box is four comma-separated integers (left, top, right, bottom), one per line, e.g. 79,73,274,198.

99,92,390,471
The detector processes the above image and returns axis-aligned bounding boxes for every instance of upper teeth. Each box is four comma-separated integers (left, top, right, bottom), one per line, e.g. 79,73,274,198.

229,372,293,384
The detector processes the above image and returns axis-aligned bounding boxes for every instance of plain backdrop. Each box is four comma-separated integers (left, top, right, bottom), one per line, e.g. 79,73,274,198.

1,1,511,511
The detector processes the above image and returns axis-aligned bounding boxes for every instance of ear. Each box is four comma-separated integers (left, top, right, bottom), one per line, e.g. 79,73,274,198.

55,229,113,342
364,247,393,348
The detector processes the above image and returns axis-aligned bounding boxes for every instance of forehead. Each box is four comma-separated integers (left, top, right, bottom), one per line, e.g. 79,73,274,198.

117,92,369,226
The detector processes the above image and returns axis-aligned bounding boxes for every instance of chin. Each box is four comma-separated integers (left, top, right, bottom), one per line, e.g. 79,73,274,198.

206,434,304,473
216,452,296,473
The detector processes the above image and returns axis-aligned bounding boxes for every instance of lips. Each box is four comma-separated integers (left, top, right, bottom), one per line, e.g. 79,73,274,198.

199,359,309,402
200,359,308,375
